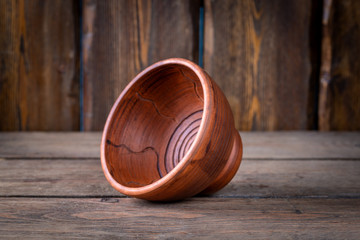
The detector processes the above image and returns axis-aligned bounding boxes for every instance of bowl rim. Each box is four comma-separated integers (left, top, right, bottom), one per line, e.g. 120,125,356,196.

100,58,213,197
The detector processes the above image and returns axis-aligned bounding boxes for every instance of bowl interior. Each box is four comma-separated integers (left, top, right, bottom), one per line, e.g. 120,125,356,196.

104,64,204,188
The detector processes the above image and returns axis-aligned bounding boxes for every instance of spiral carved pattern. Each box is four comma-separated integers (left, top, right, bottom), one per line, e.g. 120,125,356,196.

164,110,203,173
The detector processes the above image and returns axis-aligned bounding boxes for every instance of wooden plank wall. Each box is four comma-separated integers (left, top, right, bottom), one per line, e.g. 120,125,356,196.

0,0,359,131
204,0,322,130
318,0,360,130
0,0,80,130
82,0,200,130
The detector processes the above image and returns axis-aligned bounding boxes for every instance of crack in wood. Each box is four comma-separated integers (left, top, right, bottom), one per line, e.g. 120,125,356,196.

106,139,163,178
179,69,204,102
136,92,177,122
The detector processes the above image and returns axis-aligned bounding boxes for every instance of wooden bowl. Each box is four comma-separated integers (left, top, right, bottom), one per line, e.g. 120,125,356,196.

101,58,242,201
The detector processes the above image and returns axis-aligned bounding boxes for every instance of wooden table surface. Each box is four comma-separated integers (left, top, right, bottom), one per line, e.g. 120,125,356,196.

1,132,360,239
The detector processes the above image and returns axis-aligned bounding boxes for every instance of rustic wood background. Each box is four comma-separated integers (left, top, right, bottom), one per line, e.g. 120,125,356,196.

1,0,359,131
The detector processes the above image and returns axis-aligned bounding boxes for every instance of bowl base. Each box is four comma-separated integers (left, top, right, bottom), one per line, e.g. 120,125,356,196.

200,130,243,195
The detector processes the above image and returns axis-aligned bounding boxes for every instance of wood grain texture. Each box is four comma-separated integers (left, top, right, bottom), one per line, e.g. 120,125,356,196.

1,159,359,198
0,132,101,159
1,198,359,239
241,131,360,159
83,0,200,130
204,0,322,130
0,0,80,130
1,132,359,159
101,58,242,200
1,132,360,239
319,0,360,130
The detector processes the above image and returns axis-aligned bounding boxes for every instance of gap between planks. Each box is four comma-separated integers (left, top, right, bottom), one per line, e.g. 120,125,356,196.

2,195,360,199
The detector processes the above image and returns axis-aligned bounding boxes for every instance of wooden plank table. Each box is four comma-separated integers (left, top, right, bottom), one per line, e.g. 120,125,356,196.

0,132,359,239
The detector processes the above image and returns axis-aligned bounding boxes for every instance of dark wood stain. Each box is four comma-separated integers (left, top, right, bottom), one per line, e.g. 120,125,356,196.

0,0,80,130
319,0,360,130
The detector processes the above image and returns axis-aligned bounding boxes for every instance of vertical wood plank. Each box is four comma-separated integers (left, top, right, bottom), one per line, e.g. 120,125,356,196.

319,0,360,130
318,0,332,131
204,0,322,130
0,0,22,130
83,0,200,131
0,0,80,131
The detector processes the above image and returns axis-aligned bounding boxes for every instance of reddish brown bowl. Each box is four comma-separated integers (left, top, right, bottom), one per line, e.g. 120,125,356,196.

101,58,242,201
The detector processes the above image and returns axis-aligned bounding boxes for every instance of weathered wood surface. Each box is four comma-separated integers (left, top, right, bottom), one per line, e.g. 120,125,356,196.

1,159,359,198
1,198,359,239
0,132,100,159
1,132,360,159
204,0,321,130
319,0,360,130
0,0,80,131
82,0,200,130
1,132,360,239
1,0,359,132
